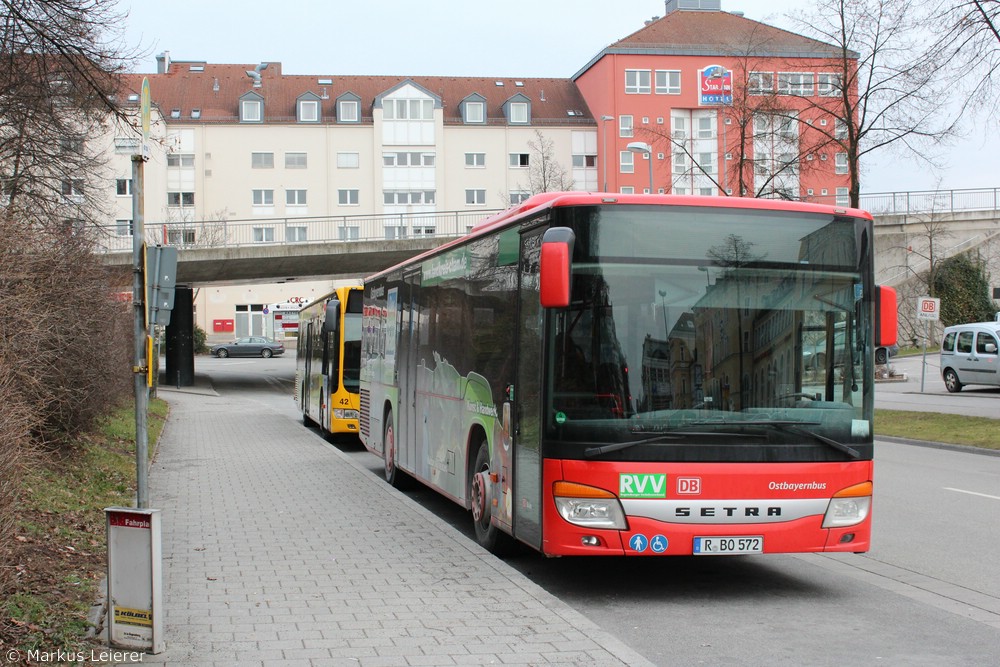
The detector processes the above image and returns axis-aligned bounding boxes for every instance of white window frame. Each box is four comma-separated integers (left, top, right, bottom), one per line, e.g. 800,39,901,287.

298,99,319,122
625,69,652,94
167,192,195,207
285,189,307,206
465,189,487,206
338,189,359,206
286,226,308,242
835,152,849,174
252,226,275,243
620,151,635,174
777,72,814,96
509,102,528,124
465,152,486,168
252,189,274,206
619,115,633,138
655,70,681,95
465,101,484,123
116,178,132,196
285,152,307,169
251,152,274,169
748,72,773,95
241,100,262,122
509,153,529,168
338,100,359,122
817,73,842,97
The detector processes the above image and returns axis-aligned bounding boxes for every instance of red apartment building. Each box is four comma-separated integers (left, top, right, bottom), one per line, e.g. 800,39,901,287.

574,0,854,203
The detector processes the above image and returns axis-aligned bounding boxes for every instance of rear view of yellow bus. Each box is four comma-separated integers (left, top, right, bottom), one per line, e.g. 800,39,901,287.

295,286,364,438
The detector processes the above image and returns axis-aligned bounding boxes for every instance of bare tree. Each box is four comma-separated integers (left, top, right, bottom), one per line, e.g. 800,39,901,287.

788,0,959,207
932,1,1000,121
499,130,574,206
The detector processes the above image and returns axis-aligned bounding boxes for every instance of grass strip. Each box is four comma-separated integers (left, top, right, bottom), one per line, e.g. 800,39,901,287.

875,409,1000,450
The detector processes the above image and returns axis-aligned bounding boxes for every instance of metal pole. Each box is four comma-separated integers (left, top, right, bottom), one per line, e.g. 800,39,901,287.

647,152,653,194
920,320,928,393
132,153,149,509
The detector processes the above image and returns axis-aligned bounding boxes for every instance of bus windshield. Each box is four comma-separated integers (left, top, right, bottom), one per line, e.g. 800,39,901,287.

546,205,872,461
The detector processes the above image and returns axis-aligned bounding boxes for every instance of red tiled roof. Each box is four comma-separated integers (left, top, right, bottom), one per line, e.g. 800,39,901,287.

123,63,594,125
610,10,842,56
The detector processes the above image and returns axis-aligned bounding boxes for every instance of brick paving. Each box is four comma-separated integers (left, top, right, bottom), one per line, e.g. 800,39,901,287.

134,380,653,666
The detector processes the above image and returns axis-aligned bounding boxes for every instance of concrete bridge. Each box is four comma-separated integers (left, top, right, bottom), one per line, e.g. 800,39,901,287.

100,188,1000,385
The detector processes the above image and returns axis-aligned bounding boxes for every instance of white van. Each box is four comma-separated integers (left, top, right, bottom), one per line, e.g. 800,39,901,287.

940,321,1000,392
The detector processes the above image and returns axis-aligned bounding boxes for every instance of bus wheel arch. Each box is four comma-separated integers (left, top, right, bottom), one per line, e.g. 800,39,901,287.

468,430,515,556
382,404,404,488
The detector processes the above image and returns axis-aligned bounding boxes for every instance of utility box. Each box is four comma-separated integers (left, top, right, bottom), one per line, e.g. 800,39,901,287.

105,507,164,653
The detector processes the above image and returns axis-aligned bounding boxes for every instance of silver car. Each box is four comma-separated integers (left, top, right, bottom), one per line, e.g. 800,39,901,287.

940,322,1000,392
210,336,285,358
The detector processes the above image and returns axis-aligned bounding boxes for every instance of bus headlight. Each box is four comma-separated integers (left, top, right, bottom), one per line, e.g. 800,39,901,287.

334,409,360,420
553,481,627,530
822,482,872,528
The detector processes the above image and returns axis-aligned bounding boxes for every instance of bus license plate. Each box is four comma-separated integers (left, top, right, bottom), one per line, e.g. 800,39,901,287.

693,536,763,555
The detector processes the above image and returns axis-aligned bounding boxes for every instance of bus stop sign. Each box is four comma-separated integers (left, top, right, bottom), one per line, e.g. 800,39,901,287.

917,296,940,321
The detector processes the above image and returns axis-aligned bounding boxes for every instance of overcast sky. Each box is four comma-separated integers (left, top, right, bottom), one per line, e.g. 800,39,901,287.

119,0,998,195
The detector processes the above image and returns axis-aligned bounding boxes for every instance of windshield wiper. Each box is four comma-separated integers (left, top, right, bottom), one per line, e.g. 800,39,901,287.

691,419,860,459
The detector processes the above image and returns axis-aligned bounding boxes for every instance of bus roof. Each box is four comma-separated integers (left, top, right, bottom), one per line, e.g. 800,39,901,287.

365,192,873,282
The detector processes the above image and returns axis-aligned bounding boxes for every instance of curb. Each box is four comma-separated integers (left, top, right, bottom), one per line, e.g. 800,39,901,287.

876,434,1000,457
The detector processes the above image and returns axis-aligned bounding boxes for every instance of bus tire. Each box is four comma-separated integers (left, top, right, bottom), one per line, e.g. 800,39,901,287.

383,411,409,489
471,439,516,557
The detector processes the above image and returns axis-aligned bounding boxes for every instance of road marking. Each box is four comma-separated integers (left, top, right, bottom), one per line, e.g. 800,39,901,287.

944,487,1000,501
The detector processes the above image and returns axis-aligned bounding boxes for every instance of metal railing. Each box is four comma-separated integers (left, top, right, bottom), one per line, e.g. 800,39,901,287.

94,208,504,253
94,187,1000,254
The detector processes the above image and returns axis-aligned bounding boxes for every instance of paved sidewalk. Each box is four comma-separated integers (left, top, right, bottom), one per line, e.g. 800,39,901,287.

137,380,653,666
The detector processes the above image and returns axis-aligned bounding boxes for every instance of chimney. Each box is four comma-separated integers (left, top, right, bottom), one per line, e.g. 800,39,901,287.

155,50,171,74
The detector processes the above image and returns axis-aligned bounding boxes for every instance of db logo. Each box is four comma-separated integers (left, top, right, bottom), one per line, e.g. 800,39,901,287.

920,300,935,312
677,477,701,495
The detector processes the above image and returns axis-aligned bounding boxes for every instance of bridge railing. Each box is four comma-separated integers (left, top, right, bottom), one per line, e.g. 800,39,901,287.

93,187,1000,253
93,208,503,253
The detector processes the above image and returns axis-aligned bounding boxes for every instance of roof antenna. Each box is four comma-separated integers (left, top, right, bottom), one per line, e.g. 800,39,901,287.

245,62,268,88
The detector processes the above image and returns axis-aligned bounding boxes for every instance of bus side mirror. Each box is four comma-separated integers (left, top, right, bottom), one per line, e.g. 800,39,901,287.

323,297,341,335
875,285,897,347
540,227,575,308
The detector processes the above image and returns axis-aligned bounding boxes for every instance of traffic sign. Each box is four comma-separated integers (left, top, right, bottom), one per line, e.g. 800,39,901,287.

916,296,940,321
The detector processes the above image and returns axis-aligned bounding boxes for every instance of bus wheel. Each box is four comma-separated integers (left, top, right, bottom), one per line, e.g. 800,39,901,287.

471,440,515,557
383,413,408,489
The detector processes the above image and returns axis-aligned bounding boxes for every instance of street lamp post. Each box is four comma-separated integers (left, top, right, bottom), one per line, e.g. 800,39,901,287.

626,141,653,193
601,114,614,192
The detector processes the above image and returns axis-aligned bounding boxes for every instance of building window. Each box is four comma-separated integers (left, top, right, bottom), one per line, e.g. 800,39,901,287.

252,189,274,206
466,189,486,205
835,118,848,140
251,152,274,169
116,179,132,196
464,101,484,123
115,219,133,237
383,152,435,167
241,99,262,122
777,72,814,96
620,151,634,174
509,190,531,205
625,69,651,94
655,70,681,95
619,115,633,138
253,227,275,243
337,152,360,168
285,152,307,169
836,187,849,206
338,100,359,122
835,152,849,174
817,73,841,97
572,155,597,167
338,189,359,205
167,154,195,167
286,189,307,206
167,192,194,207
509,153,529,168
620,186,635,194
166,228,195,244
509,102,528,124
384,190,436,205
286,226,308,242
384,99,434,120
298,99,319,122
339,226,360,240
748,72,774,95
465,152,485,167
60,179,83,201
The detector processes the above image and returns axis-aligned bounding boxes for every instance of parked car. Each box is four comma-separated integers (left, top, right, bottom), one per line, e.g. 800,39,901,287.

210,336,285,358
940,322,1000,392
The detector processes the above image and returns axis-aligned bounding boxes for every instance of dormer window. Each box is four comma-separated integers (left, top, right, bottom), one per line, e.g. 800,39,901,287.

503,95,530,125
459,94,486,125
336,92,361,123
170,108,181,119
297,97,320,123
240,92,264,123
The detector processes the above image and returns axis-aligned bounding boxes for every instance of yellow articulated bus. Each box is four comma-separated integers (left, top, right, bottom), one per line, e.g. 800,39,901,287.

295,285,363,438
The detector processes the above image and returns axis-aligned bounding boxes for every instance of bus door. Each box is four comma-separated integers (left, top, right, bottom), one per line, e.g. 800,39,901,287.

397,270,422,475
301,321,314,414
513,228,544,550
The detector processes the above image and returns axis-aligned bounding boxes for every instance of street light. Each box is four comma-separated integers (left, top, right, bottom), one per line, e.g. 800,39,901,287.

601,115,614,192
626,141,653,194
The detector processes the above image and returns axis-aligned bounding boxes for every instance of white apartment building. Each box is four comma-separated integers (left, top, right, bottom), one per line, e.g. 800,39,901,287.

107,54,598,342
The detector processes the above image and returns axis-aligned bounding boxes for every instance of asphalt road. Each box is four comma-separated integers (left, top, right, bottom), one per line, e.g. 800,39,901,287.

876,353,1000,416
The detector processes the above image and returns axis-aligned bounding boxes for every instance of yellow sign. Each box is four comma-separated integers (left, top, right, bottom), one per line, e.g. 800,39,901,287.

140,77,150,141
114,606,153,627
146,335,155,388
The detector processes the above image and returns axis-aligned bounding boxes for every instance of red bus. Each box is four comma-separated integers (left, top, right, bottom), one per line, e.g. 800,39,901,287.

359,193,897,556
